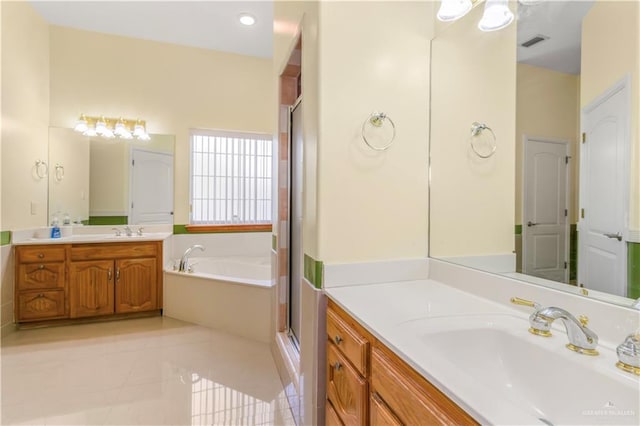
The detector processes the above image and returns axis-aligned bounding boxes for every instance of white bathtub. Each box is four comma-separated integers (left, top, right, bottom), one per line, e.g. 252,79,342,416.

163,255,274,343
184,256,271,286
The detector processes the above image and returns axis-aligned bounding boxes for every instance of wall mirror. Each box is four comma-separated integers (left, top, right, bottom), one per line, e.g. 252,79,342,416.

430,0,638,308
48,127,175,226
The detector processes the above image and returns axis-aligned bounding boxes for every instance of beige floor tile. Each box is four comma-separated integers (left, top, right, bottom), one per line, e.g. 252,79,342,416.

1,317,294,426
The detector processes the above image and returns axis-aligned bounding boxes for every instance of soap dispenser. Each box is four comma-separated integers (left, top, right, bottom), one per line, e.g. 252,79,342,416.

50,218,61,239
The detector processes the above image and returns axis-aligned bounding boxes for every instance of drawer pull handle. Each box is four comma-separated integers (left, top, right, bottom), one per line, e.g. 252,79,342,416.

38,293,44,298
38,253,44,259
334,335,343,345
116,269,120,281
334,362,342,371
38,264,45,270
108,269,113,281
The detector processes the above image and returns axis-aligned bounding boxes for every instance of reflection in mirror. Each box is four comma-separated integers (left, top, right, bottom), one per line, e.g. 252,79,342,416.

430,0,639,308
48,128,175,226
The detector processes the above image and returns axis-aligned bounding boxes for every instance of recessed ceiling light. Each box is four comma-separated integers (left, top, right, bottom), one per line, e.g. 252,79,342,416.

239,13,256,26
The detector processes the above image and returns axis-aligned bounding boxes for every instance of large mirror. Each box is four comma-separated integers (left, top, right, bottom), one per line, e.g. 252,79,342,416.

48,127,175,226
430,0,639,308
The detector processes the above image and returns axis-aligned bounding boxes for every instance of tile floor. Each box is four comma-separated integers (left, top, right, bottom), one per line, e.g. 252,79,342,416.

0,317,295,425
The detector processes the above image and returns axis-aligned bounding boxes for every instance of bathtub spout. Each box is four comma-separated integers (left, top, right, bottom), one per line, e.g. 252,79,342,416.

179,245,205,272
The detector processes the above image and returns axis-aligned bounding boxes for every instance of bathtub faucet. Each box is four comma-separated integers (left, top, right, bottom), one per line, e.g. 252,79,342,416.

178,245,205,272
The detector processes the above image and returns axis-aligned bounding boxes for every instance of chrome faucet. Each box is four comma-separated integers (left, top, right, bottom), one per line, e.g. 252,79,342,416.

511,297,599,355
631,298,640,310
178,245,205,272
124,226,134,237
112,227,122,237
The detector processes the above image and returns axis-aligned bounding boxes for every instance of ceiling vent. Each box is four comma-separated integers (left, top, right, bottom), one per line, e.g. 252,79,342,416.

521,35,549,48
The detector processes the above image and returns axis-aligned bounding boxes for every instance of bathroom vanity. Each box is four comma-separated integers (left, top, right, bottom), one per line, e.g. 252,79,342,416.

14,235,167,325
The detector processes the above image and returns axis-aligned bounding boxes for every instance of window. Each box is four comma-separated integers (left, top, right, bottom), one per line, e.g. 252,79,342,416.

190,129,273,225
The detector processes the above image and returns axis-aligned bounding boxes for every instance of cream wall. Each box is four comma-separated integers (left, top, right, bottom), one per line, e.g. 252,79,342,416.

581,0,640,231
49,26,274,225
430,3,516,257
515,63,580,224
316,1,433,263
1,1,50,230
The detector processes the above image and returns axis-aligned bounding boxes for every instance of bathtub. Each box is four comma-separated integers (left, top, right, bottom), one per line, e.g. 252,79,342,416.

163,256,274,343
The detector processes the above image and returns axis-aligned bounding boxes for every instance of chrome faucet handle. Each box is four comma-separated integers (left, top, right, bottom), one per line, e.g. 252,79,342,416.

137,227,144,236
124,226,133,236
112,227,122,237
616,333,640,376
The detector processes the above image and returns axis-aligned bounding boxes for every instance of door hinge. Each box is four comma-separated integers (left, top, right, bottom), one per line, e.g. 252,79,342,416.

565,209,568,217
581,208,585,218
565,156,571,164
582,133,586,143
564,261,568,269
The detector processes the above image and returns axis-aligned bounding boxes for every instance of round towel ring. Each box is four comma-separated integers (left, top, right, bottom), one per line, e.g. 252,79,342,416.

469,122,497,158
35,160,48,179
362,112,396,151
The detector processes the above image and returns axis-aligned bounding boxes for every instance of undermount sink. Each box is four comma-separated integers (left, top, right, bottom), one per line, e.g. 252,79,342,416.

395,314,640,425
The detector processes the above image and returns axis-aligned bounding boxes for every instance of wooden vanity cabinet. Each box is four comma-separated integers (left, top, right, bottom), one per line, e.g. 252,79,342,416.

15,245,69,322
70,242,160,317
326,298,478,426
15,241,163,324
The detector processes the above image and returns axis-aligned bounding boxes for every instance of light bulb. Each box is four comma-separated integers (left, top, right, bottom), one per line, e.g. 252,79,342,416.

74,115,88,133
478,0,514,32
437,0,472,22
239,13,256,26
95,118,107,135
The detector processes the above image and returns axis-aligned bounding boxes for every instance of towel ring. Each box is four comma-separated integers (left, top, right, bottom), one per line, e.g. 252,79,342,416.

362,112,396,151
35,160,48,179
469,122,497,158
55,164,65,182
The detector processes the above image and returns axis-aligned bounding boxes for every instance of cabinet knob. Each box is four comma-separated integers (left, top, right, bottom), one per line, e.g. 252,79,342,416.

38,293,44,298
38,264,45,270
334,335,343,345
38,253,44,259
334,362,342,371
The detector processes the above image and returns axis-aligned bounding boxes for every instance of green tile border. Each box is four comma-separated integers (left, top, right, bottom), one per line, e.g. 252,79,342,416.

628,242,640,299
1,231,11,246
173,224,188,234
173,224,273,234
304,253,323,289
272,234,277,251
88,216,128,226
515,225,522,235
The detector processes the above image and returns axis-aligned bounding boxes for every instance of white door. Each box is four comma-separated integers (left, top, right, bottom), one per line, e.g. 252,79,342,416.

523,137,569,282
130,149,174,225
579,78,629,296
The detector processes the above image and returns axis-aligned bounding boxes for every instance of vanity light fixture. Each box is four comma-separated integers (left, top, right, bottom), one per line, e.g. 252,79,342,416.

73,114,150,141
238,13,256,26
437,0,473,22
478,0,514,32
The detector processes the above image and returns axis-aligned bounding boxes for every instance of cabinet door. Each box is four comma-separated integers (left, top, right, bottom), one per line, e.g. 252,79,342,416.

327,343,367,426
115,258,157,313
370,392,402,426
70,260,114,318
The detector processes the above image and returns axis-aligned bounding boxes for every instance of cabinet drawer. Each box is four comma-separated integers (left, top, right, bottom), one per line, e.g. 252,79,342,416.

17,246,66,263
71,242,157,261
327,307,369,375
18,290,66,321
371,347,477,426
370,392,402,426
327,343,367,426
326,400,345,426
17,262,65,291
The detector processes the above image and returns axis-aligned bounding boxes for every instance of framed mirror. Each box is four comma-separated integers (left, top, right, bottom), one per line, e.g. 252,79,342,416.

48,127,175,226
430,0,639,308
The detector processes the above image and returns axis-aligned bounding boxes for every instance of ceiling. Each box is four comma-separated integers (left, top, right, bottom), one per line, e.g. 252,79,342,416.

29,1,273,58
516,0,595,75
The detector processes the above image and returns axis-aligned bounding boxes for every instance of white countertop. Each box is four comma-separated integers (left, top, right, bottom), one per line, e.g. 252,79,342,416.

12,232,172,245
325,280,640,425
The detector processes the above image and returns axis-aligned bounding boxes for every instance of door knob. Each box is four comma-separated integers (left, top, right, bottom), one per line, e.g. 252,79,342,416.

527,221,537,227
604,232,623,241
